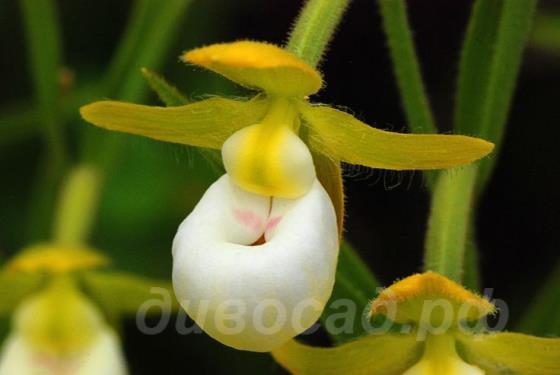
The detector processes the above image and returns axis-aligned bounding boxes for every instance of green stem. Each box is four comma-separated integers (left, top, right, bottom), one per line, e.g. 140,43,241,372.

424,165,478,282
53,166,101,246
286,0,351,67
378,0,436,135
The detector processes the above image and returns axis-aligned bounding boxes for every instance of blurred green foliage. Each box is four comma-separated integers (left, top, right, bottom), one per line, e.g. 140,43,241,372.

0,0,559,372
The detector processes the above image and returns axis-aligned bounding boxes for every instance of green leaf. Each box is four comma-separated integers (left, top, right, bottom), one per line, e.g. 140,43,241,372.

424,165,478,282
20,0,66,241
377,0,436,135
0,104,38,146
320,241,380,344
102,0,161,96
530,13,560,55
462,223,481,291
117,0,193,102
516,263,560,336
0,272,44,315
19,0,64,154
103,0,193,102
82,0,193,171
454,0,537,191
80,271,178,321
286,0,351,67
142,68,225,173
142,68,188,106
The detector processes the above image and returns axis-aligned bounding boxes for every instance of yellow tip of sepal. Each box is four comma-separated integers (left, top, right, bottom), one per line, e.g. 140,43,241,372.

370,271,495,325
6,243,108,274
182,41,322,97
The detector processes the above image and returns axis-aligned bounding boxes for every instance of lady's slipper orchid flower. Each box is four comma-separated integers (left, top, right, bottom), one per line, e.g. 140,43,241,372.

172,174,338,351
0,246,127,375
80,41,494,351
272,272,560,374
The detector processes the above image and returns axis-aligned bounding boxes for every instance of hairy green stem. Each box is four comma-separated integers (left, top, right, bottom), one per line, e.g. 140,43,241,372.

424,165,478,282
286,0,351,67
378,0,436,135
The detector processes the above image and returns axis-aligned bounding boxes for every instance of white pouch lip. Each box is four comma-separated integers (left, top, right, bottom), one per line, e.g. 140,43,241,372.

172,174,339,352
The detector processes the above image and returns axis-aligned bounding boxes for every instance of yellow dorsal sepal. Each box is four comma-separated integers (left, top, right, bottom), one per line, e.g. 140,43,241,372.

6,243,108,274
370,272,495,326
183,41,322,97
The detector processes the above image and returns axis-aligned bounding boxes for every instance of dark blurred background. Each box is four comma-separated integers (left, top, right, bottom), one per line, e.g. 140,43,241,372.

1,0,559,373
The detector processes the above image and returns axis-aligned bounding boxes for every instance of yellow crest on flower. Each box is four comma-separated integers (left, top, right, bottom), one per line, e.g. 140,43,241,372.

6,243,108,274
182,41,323,97
370,271,495,325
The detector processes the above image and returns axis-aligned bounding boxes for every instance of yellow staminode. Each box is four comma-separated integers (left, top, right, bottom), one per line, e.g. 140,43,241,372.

222,98,315,198
6,243,108,273
183,41,322,97
402,334,484,374
370,271,495,325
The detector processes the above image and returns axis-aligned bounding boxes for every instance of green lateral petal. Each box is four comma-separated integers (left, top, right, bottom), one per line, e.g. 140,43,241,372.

80,96,268,149
80,271,178,320
299,104,494,170
457,332,560,374
272,335,421,375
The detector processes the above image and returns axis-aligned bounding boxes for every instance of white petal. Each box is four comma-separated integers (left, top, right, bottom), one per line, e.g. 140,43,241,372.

0,329,127,375
172,174,339,352
172,174,270,257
